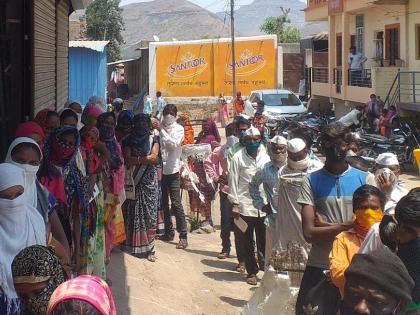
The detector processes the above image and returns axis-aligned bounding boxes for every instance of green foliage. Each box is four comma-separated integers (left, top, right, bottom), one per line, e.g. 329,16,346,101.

85,0,125,62
260,7,301,43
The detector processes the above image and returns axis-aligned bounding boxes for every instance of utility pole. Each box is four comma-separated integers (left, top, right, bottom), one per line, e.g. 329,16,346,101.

230,0,236,97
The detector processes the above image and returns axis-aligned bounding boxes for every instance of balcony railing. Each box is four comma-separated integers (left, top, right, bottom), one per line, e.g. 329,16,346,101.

334,68,342,93
312,67,329,83
348,69,372,88
384,70,420,108
307,0,328,9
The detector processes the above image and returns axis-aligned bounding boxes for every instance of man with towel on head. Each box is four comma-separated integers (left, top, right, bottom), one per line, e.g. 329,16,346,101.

272,139,323,282
228,126,270,285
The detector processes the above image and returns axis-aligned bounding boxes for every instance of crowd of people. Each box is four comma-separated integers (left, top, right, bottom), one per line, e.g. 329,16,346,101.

0,91,419,315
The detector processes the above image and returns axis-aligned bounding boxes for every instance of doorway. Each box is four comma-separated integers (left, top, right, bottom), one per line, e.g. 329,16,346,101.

385,24,400,66
0,0,32,158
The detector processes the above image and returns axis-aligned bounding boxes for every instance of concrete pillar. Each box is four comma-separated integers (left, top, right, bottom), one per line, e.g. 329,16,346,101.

328,14,336,97
342,11,350,100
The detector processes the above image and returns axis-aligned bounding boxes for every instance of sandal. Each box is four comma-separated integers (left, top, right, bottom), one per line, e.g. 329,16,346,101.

147,254,157,262
176,239,188,249
217,251,230,259
236,262,246,273
246,274,258,286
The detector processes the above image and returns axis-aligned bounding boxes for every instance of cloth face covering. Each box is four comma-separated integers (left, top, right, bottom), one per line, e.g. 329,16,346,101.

354,209,383,237
288,156,310,171
0,163,46,300
245,142,260,155
5,137,42,208
12,245,66,315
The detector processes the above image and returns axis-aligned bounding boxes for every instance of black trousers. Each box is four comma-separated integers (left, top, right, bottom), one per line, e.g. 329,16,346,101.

239,215,266,276
162,172,188,239
295,266,340,315
219,191,232,251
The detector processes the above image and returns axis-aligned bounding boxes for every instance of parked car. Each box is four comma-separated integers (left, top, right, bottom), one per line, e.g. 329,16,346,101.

248,89,307,117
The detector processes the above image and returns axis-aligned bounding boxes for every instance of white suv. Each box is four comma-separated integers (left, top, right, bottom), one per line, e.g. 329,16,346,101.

248,89,307,118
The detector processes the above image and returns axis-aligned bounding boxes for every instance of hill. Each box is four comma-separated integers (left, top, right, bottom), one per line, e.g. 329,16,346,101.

218,0,327,38
121,0,230,46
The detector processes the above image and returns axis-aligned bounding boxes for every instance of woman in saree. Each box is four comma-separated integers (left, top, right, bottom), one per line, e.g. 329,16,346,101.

122,114,162,262
79,126,107,279
97,112,125,264
38,126,90,275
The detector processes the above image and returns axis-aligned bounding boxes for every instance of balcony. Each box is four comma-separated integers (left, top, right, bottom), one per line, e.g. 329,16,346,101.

348,69,372,88
312,67,329,83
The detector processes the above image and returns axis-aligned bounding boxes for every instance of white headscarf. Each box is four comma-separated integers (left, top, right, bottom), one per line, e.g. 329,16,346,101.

5,137,42,208
0,163,46,299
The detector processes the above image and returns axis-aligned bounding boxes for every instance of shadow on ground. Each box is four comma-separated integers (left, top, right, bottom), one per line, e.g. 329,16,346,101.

203,271,245,282
201,258,238,271
184,248,218,257
108,249,130,315
220,296,248,308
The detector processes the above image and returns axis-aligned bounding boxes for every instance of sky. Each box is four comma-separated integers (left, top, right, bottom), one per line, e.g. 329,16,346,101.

120,0,305,13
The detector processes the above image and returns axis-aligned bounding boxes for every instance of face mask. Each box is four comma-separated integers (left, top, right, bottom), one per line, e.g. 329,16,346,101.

397,238,420,302
99,125,115,141
11,162,39,185
271,152,287,168
0,193,25,209
354,209,383,237
226,135,239,148
83,138,96,150
324,143,347,162
288,156,309,171
245,142,261,155
163,114,176,126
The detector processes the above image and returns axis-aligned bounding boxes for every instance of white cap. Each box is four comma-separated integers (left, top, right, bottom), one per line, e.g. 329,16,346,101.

375,152,399,166
244,126,261,137
287,138,306,153
270,135,287,146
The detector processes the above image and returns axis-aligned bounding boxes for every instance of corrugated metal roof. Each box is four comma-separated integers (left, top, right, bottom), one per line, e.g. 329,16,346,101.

69,41,109,52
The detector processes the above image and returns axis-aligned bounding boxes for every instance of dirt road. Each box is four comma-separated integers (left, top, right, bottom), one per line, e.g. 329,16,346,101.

108,231,254,315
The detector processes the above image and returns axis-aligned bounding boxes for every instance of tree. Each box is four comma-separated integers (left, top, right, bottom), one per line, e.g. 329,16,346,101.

85,0,125,62
260,7,301,43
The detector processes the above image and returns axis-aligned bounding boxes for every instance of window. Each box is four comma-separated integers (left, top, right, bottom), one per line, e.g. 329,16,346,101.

262,93,301,106
416,24,420,60
385,24,400,65
249,93,259,103
356,15,364,53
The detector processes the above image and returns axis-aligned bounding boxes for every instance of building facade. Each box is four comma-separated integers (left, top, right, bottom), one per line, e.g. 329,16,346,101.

0,0,90,157
305,0,420,117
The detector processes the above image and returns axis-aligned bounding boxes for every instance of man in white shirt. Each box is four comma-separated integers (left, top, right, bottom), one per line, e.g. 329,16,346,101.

348,46,367,86
338,105,363,128
228,126,270,285
160,104,188,249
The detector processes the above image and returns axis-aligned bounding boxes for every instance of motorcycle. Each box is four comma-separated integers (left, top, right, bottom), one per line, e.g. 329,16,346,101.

358,121,420,168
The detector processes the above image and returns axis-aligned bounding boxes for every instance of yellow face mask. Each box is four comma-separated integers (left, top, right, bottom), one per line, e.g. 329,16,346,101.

354,209,384,231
